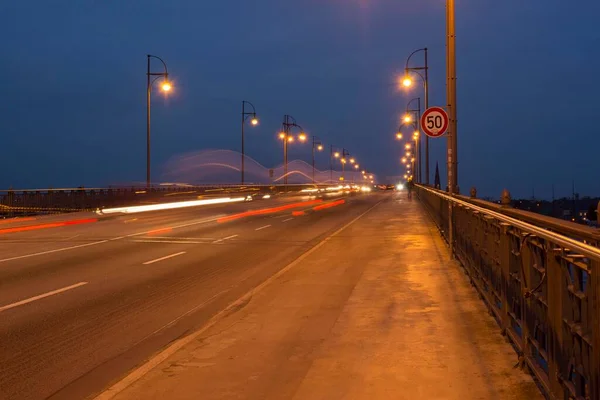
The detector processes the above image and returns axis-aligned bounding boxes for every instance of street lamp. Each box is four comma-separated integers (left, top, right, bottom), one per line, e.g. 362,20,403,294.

340,149,350,181
403,47,430,185
146,54,172,188
241,100,258,185
406,97,422,183
396,132,403,140
403,114,412,124
312,136,323,184
281,115,305,185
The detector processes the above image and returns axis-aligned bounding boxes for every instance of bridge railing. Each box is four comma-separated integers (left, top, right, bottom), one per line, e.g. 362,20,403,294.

0,184,332,217
416,184,599,400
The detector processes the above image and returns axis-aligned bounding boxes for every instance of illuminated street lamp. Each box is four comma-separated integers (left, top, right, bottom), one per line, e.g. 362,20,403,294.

401,157,407,163
403,47,430,185
405,143,411,150
396,132,403,140
280,115,306,185
146,54,172,188
312,136,323,184
241,100,259,184
403,114,412,124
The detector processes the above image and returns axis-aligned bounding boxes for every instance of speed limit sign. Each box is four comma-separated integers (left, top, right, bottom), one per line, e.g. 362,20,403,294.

421,107,449,138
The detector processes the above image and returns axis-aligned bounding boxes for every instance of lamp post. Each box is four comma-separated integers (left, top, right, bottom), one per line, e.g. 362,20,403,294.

280,115,305,185
146,54,171,188
403,48,429,185
330,145,340,183
312,136,323,184
241,101,258,185
341,149,350,182
406,97,421,183
447,0,458,195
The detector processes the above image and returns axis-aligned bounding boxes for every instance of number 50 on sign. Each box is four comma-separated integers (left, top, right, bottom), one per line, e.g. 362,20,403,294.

420,107,449,138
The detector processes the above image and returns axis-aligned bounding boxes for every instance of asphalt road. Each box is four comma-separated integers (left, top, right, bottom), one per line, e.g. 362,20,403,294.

0,191,385,400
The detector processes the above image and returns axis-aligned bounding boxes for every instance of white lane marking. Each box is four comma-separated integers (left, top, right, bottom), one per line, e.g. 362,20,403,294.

132,290,230,347
133,240,208,245
94,199,384,400
0,215,224,264
0,282,88,313
142,236,215,241
142,252,186,265
282,218,294,223
255,225,271,231
212,234,239,244
0,241,109,264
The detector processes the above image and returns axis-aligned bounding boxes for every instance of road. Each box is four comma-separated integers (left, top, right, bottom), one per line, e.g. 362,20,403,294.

0,191,382,400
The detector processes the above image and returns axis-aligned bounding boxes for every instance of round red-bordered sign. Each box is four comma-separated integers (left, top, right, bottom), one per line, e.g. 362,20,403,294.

421,107,449,138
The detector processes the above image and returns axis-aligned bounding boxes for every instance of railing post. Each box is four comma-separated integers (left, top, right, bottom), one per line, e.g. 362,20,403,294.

499,223,511,334
470,186,477,199
546,247,566,399
520,235,533,371
591,258,600,400
501,189,511,207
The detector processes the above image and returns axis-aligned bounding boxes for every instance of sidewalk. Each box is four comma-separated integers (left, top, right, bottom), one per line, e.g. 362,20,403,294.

109,193,543,400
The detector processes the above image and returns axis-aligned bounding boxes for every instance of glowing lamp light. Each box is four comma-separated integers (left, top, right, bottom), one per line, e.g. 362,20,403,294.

251,117,259,126
298,133,307,142
402,77,413,87
161,81,172,92
334,152,340,158
403,115,412,123
288,136,294,143
396,132,403,140
279,132,286,140
317,144,323,151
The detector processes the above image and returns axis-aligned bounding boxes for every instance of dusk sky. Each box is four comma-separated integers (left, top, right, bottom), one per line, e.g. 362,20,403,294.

1,1,598,198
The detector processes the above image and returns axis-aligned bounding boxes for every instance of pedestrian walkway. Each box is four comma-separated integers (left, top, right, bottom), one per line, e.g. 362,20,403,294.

109,193,543,400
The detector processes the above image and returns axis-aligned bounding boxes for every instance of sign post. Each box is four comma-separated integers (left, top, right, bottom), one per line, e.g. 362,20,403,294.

421,107,449,138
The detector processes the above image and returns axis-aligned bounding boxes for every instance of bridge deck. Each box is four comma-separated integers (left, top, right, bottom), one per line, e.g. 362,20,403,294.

110,193,543,400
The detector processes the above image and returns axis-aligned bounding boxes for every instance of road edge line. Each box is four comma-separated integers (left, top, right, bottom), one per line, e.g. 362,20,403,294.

93,198,383,400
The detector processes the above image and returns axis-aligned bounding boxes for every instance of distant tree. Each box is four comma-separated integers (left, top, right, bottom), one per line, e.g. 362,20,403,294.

586,204,597,222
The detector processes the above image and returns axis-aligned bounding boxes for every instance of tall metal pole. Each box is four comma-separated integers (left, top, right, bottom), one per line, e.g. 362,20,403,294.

312,136,316,184
241,102,245,185
146,56,151,188
330,145,333,183
448,0,458,193
417,98,422,183
283,116,289,186
446,0,457,257
424,48,430,185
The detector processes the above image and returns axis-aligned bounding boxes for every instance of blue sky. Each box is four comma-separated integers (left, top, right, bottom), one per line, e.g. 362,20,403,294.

1,0,598,198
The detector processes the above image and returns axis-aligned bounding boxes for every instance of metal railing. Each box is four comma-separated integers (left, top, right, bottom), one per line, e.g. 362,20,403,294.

0,184,331,217
416,184,599,400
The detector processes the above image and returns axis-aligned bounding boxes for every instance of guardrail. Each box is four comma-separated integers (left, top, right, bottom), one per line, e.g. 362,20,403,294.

0,184,332,217
416,184,599,400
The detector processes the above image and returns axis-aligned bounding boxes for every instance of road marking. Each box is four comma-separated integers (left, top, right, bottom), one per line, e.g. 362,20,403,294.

133,240,208,245
282,218,294,223
0,240,110,264
255,225,271,231
142,236,215,241
142,252,186,265
0,215,224,265
0,282,88,313
212,234,239,244
94,199,383,400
